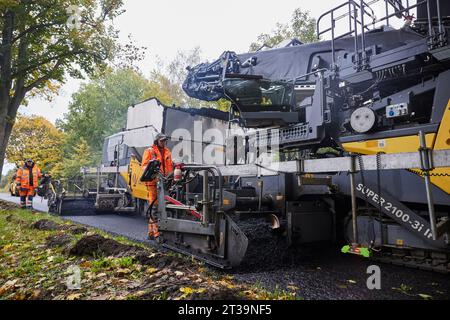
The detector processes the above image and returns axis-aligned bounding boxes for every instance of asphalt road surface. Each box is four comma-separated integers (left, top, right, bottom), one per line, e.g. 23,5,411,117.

0,193,149,243
1,192,449,300
0,192,49,212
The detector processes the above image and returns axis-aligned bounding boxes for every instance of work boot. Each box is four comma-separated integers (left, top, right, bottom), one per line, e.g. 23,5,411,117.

148,218,160,241
147,234,161,242
20,197,26,209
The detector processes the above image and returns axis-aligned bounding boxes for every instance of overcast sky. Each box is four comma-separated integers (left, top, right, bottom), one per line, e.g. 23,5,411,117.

17,0,354,123
5,0,406,173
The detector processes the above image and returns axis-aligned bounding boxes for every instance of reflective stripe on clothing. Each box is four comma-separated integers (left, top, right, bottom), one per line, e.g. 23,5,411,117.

16,165,42,189
19,186,36,198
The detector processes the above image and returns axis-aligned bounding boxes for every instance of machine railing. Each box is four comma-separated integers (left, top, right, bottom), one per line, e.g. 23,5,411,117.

317,0,446,70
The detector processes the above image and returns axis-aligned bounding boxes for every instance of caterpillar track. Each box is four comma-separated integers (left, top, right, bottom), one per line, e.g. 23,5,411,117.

371,247,450,274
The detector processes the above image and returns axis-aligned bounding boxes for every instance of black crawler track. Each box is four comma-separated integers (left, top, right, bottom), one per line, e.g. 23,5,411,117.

371,247,450,274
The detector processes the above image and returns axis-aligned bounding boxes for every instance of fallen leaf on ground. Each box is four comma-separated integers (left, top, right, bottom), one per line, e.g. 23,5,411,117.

2,243,13,251
12,293,27,300
133,291,147,297
31,290,42,299
79,261,92,268
116,268,131,276
67,293,82,300
146,267,158,274
180,287,194,295
0,279,18,294
218,280,235,289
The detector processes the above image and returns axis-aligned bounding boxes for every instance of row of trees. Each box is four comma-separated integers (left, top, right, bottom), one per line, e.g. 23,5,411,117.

1,3,316,182
3,55,218,180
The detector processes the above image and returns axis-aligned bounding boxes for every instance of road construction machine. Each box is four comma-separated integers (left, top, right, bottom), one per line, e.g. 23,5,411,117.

156,0,450,271
46,0,450,272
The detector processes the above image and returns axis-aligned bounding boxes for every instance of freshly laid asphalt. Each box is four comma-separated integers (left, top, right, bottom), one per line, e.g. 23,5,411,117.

1,192,449,300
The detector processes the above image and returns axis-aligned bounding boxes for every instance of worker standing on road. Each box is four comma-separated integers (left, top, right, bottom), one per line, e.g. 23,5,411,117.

15,159,42,210
141,133,174,240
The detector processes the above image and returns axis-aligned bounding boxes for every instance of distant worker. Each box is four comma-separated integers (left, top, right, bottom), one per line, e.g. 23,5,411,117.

16,159,42,209
141,133,174,240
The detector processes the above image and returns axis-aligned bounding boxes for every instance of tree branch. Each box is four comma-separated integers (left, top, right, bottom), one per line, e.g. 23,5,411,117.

11,49,86,78
13,22,63,44
24,59,63,91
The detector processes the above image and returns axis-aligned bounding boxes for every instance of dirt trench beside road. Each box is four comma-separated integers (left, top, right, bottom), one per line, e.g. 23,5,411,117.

0,201,265,300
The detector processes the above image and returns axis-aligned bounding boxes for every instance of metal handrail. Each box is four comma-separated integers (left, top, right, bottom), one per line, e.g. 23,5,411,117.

316,0,444,70
317,1,363,68
317,1,359,38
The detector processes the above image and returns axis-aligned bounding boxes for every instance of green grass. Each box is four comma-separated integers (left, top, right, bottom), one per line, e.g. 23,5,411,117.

0,207,299,300
117,257,134,268
91,257,114,272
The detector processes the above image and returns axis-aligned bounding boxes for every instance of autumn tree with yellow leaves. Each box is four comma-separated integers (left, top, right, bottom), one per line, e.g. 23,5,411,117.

5,115,65,175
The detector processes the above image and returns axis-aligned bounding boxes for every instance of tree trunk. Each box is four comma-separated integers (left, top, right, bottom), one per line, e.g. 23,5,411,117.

0,140,8,184
0,112,16,182
0,121,9,183
0,88,21,183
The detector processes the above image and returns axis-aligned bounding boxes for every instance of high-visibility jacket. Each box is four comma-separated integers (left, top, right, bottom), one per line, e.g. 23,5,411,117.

16,165,42,189
141,144,174,186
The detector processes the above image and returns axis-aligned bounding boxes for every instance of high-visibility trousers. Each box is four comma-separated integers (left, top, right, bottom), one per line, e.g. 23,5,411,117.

146,184,160,238
147,184,157,206
19,186,35,208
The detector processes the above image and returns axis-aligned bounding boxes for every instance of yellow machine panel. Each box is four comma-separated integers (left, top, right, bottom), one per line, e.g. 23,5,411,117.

121,158,148,201
342,134,436,154
343,100,450,194
428,101,450,193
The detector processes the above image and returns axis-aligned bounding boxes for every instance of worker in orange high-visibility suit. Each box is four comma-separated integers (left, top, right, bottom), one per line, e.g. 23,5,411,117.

141,133,174,239
16,159,42,209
